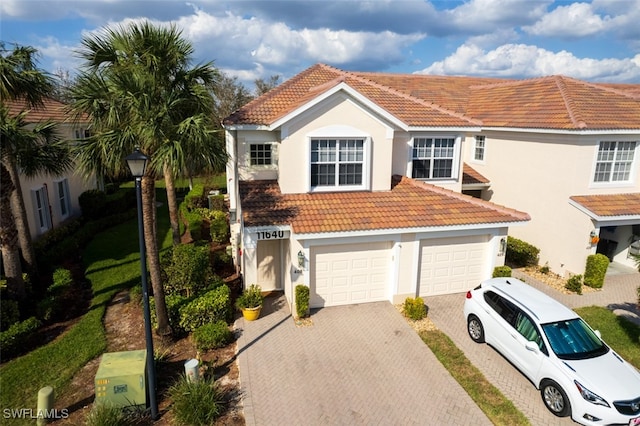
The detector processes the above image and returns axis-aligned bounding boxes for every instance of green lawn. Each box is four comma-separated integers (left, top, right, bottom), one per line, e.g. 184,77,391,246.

576,306,640,368
0,186,173,424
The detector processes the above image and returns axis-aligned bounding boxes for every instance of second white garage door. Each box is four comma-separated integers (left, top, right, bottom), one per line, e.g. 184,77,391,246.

418,235,489,296
311,242,391,308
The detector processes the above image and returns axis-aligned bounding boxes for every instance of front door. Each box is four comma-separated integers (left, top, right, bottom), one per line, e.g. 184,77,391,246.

256,239,281,291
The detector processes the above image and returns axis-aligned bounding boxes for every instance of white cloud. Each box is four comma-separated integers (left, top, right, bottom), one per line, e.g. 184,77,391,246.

524,2,609,37
416,42,640,82
446,0,551,30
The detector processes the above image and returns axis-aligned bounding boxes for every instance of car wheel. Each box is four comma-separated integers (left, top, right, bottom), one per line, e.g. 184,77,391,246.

541,380,571,417
467,314,485,343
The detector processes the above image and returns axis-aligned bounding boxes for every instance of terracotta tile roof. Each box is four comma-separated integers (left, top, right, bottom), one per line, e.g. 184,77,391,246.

570,193,640,217
239,175,529,234
4,97,82,123
225,63,640,131
462,163,490,185
226,64,481,128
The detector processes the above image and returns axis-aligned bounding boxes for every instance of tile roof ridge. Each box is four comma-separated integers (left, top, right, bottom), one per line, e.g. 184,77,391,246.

341,69,481,126
400,176,530,221
468,74,552,89
553,75,587,129
576,77,640,101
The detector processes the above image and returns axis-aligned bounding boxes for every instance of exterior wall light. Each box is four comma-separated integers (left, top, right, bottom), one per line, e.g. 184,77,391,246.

499,237,507,256
297,250,305,268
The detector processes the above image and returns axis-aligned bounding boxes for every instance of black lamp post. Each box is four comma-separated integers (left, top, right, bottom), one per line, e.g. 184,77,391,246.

125,149,158,420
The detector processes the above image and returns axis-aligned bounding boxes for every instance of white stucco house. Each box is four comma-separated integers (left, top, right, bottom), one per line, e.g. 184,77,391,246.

224,64,532,309
7,97,97,240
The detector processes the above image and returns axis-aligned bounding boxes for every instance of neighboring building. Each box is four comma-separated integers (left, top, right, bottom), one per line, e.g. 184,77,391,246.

224,64,531,309
6,97,96,240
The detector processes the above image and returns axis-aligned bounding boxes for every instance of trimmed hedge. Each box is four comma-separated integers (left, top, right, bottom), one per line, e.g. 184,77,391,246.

295,285,310,319
505,237,540,267
492,266,512,278
193,321,234,351
0,317,42,359
178,285,232,332
584,254,609,289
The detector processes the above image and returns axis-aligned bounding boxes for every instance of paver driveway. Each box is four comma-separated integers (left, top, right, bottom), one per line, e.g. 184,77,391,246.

235,298,491,426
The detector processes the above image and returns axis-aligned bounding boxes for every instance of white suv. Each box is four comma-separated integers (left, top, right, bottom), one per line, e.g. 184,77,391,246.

463,277,640,426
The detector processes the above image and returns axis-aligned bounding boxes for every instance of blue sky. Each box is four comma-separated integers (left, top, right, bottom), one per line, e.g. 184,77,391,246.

2,0,640,90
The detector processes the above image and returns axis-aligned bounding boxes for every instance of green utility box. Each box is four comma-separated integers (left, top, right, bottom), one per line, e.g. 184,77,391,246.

95,350,147,408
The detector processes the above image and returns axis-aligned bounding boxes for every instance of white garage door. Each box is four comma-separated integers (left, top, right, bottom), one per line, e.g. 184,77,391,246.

418,235,489,296
311,242,391,308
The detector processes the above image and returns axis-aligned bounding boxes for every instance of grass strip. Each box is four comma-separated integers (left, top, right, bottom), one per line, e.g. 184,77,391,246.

575,306,640,368
420,329,530,426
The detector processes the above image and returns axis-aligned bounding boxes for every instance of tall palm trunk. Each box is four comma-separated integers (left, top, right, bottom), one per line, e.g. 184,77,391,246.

0,164,26,300
6,159,37,276
163,163,181,246
142,176,171,336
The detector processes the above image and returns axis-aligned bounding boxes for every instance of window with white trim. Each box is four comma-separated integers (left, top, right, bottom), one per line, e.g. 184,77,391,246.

474,135,485,161
412,137,456,179
593,141,636,183
249,143,273,166
311,138,364,188
32,187,51,234
55,178,71,219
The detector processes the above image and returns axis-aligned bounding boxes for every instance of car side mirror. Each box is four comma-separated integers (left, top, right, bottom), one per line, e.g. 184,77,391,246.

525,341,539,352
594,330,602,339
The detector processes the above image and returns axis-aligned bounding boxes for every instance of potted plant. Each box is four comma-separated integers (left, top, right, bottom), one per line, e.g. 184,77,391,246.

235,284,264,321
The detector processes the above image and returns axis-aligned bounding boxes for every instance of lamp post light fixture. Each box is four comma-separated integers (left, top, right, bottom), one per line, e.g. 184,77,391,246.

125,149,158,420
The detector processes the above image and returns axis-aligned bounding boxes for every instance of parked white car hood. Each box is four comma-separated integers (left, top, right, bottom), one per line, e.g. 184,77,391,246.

563,350,640,401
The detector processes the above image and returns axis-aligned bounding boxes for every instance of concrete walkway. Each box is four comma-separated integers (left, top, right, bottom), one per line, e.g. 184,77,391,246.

427,270,640,426
235,298,491,426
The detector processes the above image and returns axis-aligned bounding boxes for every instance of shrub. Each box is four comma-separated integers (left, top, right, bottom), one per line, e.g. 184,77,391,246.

163,244,212,297
565,274,583,295
235,284,263,310
0,316,41,359
403,297,427,321
539,263,550,274
193,321,234,351
151,294,190,335
295,285,310,318
37,268,75,322
505,237,540,267
79,189,108,220
179,285,232,332
184,184,206,210
208,210,229,244
583,254,609,289
207,194,225,211
0,299,19,331
168,375,225,426
492,266,512,278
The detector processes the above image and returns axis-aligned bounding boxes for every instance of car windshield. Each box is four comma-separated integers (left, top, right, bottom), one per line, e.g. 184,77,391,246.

541,318,609,360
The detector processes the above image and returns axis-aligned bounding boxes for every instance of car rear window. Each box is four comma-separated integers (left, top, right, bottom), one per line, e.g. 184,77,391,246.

542,318,608,360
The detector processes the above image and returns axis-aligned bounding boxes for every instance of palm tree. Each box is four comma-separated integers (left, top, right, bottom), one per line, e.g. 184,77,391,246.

70,21,226,336
0,43,66,290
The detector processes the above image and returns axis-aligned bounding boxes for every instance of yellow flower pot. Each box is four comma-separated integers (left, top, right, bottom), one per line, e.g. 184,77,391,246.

241,306,262,321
